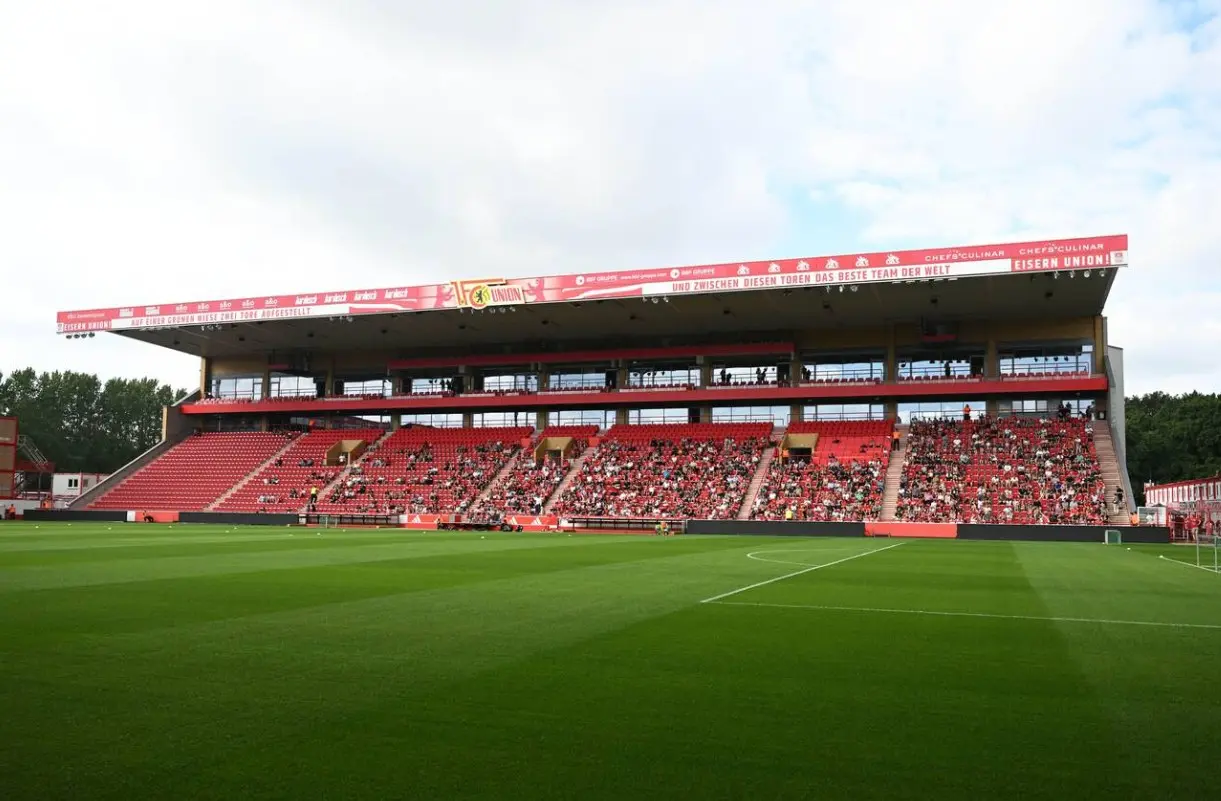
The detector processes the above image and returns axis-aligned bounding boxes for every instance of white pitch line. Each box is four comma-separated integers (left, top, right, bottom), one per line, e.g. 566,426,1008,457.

746,548,863,568
1159,555,1221,575
699,541,905,604
704,600,1221,631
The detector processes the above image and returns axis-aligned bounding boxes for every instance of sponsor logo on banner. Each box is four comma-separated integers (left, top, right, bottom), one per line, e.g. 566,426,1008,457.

451,278,526,309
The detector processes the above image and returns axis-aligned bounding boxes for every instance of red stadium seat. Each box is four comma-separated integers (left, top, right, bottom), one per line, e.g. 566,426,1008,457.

552,423,771,519
895,417,1106,525
88,431,296,511
474,426,600,516
751,420,894,521
310,426,533,516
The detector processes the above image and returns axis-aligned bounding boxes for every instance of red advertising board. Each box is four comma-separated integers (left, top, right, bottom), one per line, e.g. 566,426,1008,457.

56,234,1128,334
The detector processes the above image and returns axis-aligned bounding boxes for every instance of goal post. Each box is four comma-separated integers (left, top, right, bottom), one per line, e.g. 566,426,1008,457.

1104,529,1122,545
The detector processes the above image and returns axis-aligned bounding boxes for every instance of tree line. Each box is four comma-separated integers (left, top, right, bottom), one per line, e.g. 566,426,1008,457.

0,368,187,476
2,367,1219,502
1124,392,1221,499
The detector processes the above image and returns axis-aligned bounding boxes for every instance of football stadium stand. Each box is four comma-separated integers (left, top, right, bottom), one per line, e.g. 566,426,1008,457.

89,432,295,511
894,416,1108,525
213,428,387,514
750,420,893,521
312,426,532,516
477,425,599,515
57,232,1139,532
551,423,770,519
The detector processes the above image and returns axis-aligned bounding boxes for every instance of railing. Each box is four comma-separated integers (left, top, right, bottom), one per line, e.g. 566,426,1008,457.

183,370,1105,416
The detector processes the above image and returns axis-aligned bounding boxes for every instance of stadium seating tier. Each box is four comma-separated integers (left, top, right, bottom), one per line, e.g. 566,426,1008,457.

312,426,533,516
751,420,893,521
89,432,295,511
895,417,1107,525
552,423,771,519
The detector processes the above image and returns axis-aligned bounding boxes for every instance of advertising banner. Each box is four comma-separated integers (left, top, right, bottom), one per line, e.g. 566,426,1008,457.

57,234,1128,333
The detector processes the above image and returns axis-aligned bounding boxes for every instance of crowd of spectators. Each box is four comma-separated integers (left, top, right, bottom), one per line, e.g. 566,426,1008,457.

552,434,766,519
313,436,525,516
895,416,1107,524
480,439,590,516
751,455,886,521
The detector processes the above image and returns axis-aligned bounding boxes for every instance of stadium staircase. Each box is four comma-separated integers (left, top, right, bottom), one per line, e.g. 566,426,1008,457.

213,428,386,514
542,446,596,515
879,424,909,522
302,430,395,513
88,432,296,511
206,435,318,511
1091,425,1131,525
69,389,201,510
736,441,777,520
469,451,523,509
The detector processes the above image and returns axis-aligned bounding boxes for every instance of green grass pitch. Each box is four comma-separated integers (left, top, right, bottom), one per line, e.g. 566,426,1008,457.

2,523,1219,800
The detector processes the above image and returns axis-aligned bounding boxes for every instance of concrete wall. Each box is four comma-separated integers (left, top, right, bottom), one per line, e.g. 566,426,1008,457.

1106,344,1135,510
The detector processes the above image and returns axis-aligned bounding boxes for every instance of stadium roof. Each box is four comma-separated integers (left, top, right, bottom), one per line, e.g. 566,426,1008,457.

57,234,1127,359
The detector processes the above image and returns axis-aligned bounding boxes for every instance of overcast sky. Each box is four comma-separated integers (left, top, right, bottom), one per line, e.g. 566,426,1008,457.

2,0,1218,396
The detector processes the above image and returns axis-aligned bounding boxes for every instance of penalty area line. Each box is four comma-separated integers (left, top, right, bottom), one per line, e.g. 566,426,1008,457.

699,541,906,604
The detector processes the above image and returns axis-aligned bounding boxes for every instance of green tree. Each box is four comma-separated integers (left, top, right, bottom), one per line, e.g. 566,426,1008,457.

1126,391,1221,503
0,368,187,474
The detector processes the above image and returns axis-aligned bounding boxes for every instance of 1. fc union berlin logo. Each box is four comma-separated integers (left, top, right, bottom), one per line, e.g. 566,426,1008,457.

452,279,527,309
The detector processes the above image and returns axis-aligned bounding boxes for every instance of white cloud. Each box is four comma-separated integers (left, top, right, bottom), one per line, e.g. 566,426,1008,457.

1,0,1217,396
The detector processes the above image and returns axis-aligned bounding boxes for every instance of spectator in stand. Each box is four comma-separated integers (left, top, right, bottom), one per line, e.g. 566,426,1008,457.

752,453,886,522
482,444,587,515
896,415,1106,525
553,435,764,520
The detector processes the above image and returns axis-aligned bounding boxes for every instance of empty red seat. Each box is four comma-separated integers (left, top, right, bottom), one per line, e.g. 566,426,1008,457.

89,431,295,511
